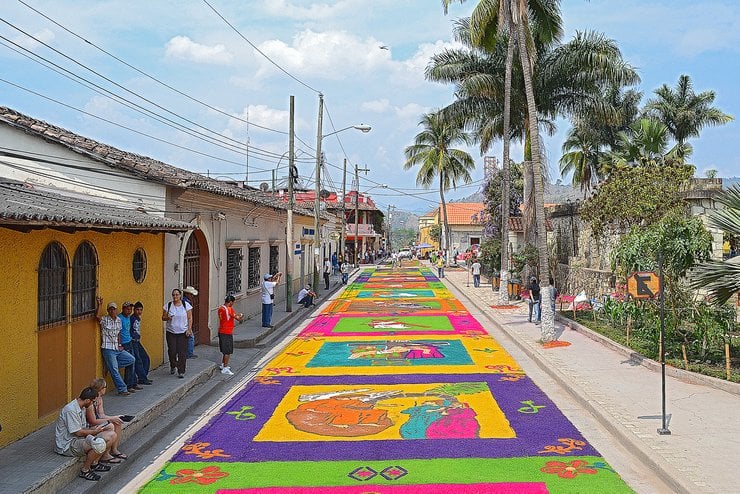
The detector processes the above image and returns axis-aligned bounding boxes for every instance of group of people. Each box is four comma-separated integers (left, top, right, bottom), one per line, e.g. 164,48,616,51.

54,380,130,481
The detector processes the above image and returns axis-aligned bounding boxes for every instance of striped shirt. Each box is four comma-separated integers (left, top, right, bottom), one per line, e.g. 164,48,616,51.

100,315,121,350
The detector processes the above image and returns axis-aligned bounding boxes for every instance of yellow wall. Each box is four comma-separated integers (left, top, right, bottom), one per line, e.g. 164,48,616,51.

0,227,166,446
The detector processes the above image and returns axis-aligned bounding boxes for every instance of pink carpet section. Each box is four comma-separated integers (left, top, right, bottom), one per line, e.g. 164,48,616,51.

218,482,549,493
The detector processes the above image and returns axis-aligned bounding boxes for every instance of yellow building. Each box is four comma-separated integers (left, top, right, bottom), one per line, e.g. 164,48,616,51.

0,180,190,446
417,209,439,255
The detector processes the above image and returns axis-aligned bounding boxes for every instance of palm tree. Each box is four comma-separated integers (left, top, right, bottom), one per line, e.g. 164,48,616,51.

404,111,475,257
559,125,600,196
645,74,733,148
600,118,691,173
691,186,740,304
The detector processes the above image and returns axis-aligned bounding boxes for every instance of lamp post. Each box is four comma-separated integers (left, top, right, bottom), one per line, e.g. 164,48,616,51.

313,93,371,291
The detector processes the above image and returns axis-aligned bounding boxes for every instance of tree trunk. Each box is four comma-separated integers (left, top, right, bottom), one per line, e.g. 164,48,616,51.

439,179,450,262
517,15,554,342
498,18,515,305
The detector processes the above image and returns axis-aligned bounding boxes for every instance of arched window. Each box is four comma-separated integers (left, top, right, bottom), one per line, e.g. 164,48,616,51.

38,242,68,328
132,247,147,283
72,242,98,318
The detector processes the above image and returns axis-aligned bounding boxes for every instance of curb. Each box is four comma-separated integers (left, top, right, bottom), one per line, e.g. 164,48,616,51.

557,314,740,397
444,276,693,494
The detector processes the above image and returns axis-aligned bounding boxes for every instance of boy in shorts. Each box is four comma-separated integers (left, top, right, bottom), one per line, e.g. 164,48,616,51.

218,295,243,375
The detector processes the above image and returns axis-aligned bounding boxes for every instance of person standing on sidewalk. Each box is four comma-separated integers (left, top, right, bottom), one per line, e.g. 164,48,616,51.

527,276,542,324
182,286,199,359
118,302,142,393
162,288,192,378
130,301,152,385
471,259,482,288
436,255,445,279
95,298,135,396
340,260,349,285
217,295,243,375
323,257,332,290
261,272,282,328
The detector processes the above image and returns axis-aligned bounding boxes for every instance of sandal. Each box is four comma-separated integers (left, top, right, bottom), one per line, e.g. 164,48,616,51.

112,452,128,460
91,463,112,472
79,469,101,481
100,457,122,464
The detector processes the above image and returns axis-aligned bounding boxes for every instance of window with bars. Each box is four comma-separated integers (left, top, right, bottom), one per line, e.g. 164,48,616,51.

226,248,242,294
38,242,68,329
247,246,260,289
132,247,147,283
72,242,97,319
269,245,279,276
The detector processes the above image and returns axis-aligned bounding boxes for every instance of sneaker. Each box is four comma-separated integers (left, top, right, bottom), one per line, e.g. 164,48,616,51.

221,366,234,375
170,368,176,375
127,388,136,393
139,380,153,385
117,391,131,396
188,354,199,359
131,384,144,390
219,363,224,370
177,373,185,379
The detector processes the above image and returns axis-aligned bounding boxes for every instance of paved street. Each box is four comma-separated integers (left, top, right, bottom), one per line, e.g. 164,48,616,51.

126,263,653,493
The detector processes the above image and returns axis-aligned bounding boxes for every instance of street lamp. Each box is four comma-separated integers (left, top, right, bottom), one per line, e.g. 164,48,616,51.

314,94,371,292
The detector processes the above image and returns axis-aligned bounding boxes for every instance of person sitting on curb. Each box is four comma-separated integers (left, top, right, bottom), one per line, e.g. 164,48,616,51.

297,284,317,308
54,387,115,482
96,298,135,396
218,295,243,375
86,378,128,464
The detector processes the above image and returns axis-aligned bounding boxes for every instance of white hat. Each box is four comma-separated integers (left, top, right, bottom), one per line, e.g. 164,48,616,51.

183,286,199,296
88,436,106,454
263,274,272,280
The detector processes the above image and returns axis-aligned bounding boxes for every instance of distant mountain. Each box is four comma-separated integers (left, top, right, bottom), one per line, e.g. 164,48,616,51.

454,181,583,205
390,209,420,230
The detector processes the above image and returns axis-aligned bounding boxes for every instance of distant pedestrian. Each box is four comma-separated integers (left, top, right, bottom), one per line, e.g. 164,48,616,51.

323,257,331,290
162,288,192,378
261,272,282,328
332,252,339,275
118,302,141,393
182,286,199,359
340,261,349,284
436,256,445,279
297,284,317,308
471,259,482,288
95,298,135,396
549,277,558,315
218,295,243,375
130,302,152,385
527,276,541,324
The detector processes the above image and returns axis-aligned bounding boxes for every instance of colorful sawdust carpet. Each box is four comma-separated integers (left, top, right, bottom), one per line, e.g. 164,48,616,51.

139,265,633,493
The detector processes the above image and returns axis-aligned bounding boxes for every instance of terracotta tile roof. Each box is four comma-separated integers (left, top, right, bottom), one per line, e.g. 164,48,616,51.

441,202,485,225
420,209,438,218
0,106,315,218
508,217,553,232
0,179,193,232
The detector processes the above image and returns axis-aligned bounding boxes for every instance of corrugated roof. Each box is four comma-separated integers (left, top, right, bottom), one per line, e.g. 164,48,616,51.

0,106,316,217
0,179,193,232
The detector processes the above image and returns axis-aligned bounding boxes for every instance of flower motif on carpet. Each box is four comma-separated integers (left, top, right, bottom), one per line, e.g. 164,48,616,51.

348,466,378,481
154,469,177,482
541,459,598,479
255,376,281,385
517,400,546,414
169,465,229,485
537,438,586,455
265,366,298,375
181,441,231,459
226,405,256,421
380,465,408,480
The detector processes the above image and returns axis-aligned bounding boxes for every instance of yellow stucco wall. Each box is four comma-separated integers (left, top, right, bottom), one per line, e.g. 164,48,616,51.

0,227,166,446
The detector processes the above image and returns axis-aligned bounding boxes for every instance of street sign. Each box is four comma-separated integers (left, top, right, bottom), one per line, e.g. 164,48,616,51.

294,243,301,255
627,271,660,299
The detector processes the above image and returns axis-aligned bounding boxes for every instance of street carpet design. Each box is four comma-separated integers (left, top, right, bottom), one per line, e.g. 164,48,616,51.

139,265,633,493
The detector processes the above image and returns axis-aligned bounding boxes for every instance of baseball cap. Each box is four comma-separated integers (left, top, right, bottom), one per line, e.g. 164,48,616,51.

122,301,133,308
88,436,106,454
106,301,118,310
263,274,271,280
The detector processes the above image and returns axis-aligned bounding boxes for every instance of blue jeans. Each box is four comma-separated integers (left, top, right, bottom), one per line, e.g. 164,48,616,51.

342,273,348,284
528,300,541,322
187,333,195,357
101,348,135,393
437,267,444,278
473,274,480,287
129,340,150,382
121,342,137,389
262,303,273,327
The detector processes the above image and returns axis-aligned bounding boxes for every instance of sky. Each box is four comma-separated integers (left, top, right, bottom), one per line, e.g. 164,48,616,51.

1,0,738,215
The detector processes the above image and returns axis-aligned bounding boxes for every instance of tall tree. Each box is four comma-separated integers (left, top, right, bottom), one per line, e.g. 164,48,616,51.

403,111,475,256
558,124,601,196
645,74,733,149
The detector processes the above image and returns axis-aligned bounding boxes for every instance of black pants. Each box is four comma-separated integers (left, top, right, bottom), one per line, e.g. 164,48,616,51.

166,332,188,374
324,272,330,289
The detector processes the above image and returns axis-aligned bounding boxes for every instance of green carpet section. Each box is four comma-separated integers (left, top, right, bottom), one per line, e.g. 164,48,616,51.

140,456,633,493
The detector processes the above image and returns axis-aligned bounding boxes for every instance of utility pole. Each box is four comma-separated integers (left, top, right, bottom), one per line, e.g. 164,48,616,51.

340,158,347,261
285,95,295,312
354,164,369,265
314,93,324,292
386,204,395,253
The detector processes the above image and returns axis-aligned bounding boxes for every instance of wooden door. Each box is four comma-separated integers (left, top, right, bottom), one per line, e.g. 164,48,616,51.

183,231,210,345
38,325,68,418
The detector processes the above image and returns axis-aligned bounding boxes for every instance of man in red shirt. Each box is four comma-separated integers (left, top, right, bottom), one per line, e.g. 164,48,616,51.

218,295,243,375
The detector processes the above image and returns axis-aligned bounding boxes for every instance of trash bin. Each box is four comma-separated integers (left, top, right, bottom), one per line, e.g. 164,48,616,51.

508,279,521,300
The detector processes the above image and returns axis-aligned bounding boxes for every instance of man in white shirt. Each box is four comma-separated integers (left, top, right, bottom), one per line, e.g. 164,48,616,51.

261,272,282,328
471,259,482,288
297,284,317,308
55,387,116,481
323,257,332,290
96,298,135,395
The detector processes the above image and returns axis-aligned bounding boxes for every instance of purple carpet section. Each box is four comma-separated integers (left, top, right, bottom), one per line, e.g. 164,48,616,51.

172,373,596,463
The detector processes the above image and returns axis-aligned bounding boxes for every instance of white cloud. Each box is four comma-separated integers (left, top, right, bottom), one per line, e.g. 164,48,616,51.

259,0,362,20
164,36,234,65
12,28,55,51
361,99,391,113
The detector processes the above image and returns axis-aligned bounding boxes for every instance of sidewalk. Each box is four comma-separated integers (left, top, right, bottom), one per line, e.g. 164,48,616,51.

441,265,740,494
0,270,353,494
